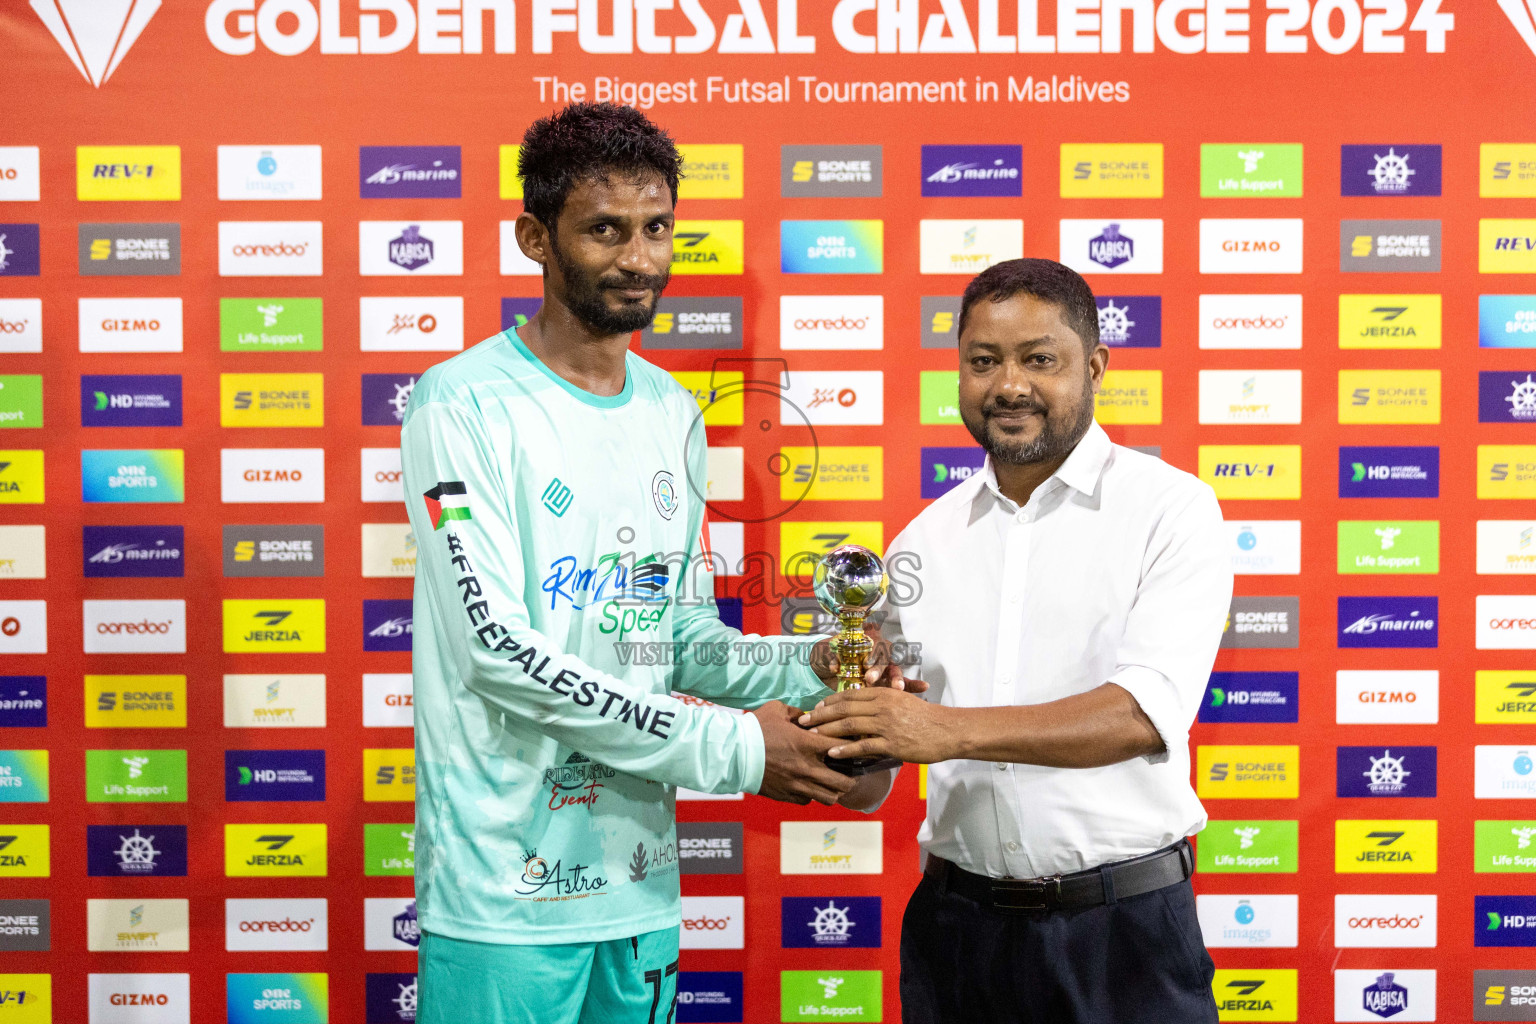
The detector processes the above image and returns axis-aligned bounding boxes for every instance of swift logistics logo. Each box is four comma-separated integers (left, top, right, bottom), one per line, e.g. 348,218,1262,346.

0,526,45,580
1478,896,1536,947
1337,746,1438,798
1339,294,1442,350
1199,673,1299,724
1197,445,1302,500
222,600,326,653
781,144,882,198
1212,969,1297,1021
80,374,181,427
223,674,327,730
672,220,744,275
361,524,415,578
224,824,328,877
1339,447,1439,498
1196,746,1300,799
781,221,882,274
920,220,1023,275
1342,144,1442,196
31,0,160,87
81,449,184,503
1061,143,1163,197
1095,296,1161,347
1200,144,1303,197
86,824,187,876
1336,819,1438,873
75,145,180,201
1338,597,1438,648
921,145,1021,197
1197,370,1302,425
85,897,190,951
1482,296,1536,348
359,145,461,198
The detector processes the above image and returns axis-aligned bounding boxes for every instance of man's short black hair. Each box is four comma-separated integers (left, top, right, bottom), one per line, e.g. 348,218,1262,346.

957,258,1100,353
518,103,682,230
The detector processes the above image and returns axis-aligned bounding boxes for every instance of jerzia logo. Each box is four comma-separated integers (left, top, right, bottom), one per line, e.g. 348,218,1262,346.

34,0,159,87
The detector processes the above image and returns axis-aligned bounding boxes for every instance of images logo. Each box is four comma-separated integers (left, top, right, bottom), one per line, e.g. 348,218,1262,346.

227,750,326,802
1197,746,1300,799
1198,219,1304,274
642,296,743,350
1342,144,1442,196
1340,446,1439,499
1337,746,1438,798
1095,296,1161,348
1336,820,1438,873
1341,220,1441,272
220,297,323,352
86,824,187,877
80,374,181,428
1200,673,1299,724
1477,896,1536,948
84,749,187,803
1200,144,1303,197
1060,219,1164,275
780,220,882,274
75,145,180,201
360,145,461,198
1339,294,1442,350
920,220,1024,275
1198,445,1302,500
1061,143,1163,198
225,824,327,877
781,144,881,198
1338,521,1439,574
1338,370,1441,424
673,220,745,275
78,222,179,275
217,144,323,200
1196,894,1299,948
221,373,324,428
677,144,743,199
80,449,184,504
33,0,158,87
921,145,1021,197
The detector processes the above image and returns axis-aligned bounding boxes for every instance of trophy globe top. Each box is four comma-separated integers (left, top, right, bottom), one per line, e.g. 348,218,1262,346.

813,545,889,616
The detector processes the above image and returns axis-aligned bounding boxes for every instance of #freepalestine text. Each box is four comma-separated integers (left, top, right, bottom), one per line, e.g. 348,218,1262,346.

207,0,1453,56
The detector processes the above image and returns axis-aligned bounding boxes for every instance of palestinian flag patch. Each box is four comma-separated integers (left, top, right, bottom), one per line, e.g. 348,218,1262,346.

424,481,471,530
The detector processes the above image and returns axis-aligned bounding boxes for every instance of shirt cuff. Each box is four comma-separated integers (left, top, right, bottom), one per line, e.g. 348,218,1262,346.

1105,666,1186,766
737,707,767,795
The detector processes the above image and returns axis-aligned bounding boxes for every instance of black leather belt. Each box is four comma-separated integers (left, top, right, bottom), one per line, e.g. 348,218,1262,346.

923,839,1193,914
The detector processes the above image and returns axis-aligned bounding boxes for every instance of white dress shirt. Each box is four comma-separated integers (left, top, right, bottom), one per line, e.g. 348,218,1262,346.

881,421,1233,879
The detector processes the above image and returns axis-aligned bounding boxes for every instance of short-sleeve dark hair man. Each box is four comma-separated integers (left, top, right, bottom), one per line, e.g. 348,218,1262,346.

808,258,1233,1023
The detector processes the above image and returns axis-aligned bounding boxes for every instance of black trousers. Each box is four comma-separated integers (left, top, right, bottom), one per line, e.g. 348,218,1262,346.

899,871,1218,1024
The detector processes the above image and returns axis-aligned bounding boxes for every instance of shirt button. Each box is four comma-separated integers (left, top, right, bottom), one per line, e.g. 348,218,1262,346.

998,675,1012,685
1008,593,1022,604
995,763,1008,772
1006,841,1020,852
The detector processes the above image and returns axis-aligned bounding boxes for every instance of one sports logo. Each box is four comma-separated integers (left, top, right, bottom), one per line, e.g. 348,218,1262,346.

424,481,471,530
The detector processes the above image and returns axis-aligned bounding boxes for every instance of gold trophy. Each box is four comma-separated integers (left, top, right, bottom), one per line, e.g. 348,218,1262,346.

813,544,902,776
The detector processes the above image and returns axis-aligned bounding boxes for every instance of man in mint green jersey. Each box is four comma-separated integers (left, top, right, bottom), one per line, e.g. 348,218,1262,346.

402,104,910,1024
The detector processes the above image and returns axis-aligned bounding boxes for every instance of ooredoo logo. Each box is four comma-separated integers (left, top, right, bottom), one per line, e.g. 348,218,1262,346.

680,896,744,949
82,600,185,654
218,222,324,277
0,299,41,354
1335,894,1437,947
780,295,883,351
239,916,314,932
1199,294,1303,349
1479,595,1536,650
225,898,328,951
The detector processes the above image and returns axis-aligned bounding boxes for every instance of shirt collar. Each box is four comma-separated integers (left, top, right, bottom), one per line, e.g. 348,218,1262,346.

979,420,1113,509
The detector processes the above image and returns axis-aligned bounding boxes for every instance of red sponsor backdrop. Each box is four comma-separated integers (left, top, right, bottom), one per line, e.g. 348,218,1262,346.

3,2,1536,1020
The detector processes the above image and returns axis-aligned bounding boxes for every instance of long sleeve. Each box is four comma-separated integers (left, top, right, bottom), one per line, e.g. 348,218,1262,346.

667,416,832,712
402,397,766,795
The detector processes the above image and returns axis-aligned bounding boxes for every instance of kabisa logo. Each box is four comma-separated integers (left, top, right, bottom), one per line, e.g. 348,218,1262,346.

392,901,420,947
0,225,40,277
782,896,881,948
921,446,986,499
86,824,187,876
1095,296,1161,347
1478,896,1536,948
34,0,159,87
781,144,882,198
1339,446,1439,499
1342,145,1442,197
363,599,414,652
0,677,46,729
1338,597,1439,648
1481,371,1536,423
360,146,461,198
389,224,434,271
1200,672,1299,724
1358,972,1411,1019
80,374,181,427
1337,746,1438,798
83,525,184,578
920,145,1022,197
1090,222,1134,269
362,374,419,425
1481,295,1536,349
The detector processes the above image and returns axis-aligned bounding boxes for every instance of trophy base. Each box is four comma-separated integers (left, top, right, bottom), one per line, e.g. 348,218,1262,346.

827,754,902,776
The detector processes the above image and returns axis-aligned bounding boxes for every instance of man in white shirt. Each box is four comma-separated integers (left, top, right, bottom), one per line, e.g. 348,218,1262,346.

801,258,1233,1023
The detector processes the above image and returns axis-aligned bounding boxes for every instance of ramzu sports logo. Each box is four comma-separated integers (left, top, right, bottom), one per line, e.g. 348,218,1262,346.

424,481,471,530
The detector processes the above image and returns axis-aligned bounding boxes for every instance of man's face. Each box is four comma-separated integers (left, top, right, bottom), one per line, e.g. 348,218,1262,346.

957,293,1109,466
546,171,674,334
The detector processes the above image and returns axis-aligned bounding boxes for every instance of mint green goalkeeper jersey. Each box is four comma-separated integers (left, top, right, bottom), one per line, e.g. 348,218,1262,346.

401,328,830,945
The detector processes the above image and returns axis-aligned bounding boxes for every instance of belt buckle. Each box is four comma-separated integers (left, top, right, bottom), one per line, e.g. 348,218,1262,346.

990,874,1062,912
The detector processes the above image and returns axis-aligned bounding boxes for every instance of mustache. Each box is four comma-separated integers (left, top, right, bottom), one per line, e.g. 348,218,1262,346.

983,399,1047,417
598,272,668,292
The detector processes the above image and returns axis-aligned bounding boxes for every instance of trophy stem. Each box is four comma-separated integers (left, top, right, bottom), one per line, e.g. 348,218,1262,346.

826,608,901,775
